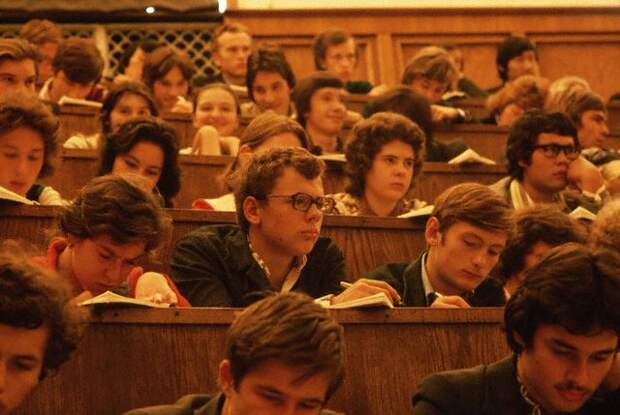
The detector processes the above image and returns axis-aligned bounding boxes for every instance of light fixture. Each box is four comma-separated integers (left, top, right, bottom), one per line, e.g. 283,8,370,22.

145,6,156,14
218,0,227,14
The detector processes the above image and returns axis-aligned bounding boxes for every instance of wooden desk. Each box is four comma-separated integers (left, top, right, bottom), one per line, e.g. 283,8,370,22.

16,308,508,415
434,124,509,162
0,206,427,279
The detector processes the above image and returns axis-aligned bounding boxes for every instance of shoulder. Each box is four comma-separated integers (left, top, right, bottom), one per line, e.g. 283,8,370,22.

489,176,512,194
37,185,67,206
470,278,507,307
122,394,218,415
174,225,245,256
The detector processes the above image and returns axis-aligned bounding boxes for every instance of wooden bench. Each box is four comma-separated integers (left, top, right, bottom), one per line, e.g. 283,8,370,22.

0,205,427,278
15,308,509,415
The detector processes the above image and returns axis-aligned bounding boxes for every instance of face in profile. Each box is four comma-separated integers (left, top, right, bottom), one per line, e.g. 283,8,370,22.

578,110,608,149
0,323,49,414
0,127,44,197
0,59,37,96
322,38,356,83
109,92,153,133
506,50,540,82
111,140,164,190
252,71,291,115
213,31,252,81
193,87,240,136
152,65,189,112
66,233,146,295
426,219,507,295
220,358,329,415
364,139,415,212
516,324,618,414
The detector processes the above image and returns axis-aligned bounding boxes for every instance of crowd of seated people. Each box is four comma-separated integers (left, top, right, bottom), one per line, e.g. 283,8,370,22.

2,16,620,415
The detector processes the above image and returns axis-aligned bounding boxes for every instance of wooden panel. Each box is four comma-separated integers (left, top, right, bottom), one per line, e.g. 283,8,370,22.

15,308,509,415
0,206,427,279
609,101,620,131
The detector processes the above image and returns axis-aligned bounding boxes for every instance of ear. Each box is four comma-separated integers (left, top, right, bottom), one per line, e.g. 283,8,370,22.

219,359,234,396
513,331,526,349
425,216,441,248
518,158,529,169
242,196,262,228
212,51,222,68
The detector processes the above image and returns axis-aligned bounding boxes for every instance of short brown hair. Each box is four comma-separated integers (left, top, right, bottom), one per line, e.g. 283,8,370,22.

486,75,549,119
0,91,58,178
563,89,606,128
142,46,195,89
432,182,513,234
234,147,325,232
401,46,457,87
246,46,295,103
225,292,344,401
345,112,425,197
211,22,251,52
58,174,171,253
0,243,80,379
0,38,40,66
312,28,355,70
20,19,63,46
498,205,587,281
293,71,344,128
590,199,620,253
53,37,103,85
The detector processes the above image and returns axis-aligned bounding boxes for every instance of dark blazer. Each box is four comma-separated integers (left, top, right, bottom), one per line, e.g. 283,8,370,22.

170,225,347,307
367,252,506,307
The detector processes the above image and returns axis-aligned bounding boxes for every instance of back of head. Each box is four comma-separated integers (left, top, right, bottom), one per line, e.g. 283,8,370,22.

486,75,549,118
401,46,457,86
496,36,537,82
53,37,103,85
312,28,351,70
505,110,577,180
345,111,425,197
432,182,513,234
498,205,587,281
142,46,195,89
363,85,433,140
562,89,606,128
225,292,344,400
0,91,58,178
590,199,620,253
234,147,325,232
239,110,310,150
246,46,295,102
19,19,63,46
293,71,344,127
0,37,40,65
0,243,80,379
505,243,620,353
58,174,171,253
97,117,181,206
100,81,159,134
544,76,590,113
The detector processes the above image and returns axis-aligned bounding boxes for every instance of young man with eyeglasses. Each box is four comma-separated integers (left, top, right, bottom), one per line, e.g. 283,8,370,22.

490,110,601,211
170,147,400,306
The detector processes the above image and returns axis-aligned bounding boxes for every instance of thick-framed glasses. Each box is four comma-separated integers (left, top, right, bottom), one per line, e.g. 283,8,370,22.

267,193,335,212
532,143,580,161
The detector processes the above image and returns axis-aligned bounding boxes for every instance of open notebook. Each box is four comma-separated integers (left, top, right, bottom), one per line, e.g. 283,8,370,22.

0,186,35,205
78,291,172,308
320,292,394,309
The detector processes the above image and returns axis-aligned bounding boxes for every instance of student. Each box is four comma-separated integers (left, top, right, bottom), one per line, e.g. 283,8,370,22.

412,243,620,415
19,19,63,88
326,112,427,217
242,46,296,117
32,174,188,306
0,92,64,205
210,23,252,89
142,46,195,113
171,147,400,306
39,37,104,103
124,292,344,415
192,111,310,211
497,205,586,298
363,86,468,162
293,72,347,154
488,35,540,93
590,199,620,253
486,75,549,128
490,110,601,210
312,28,373,94
401,46,470,123
368,182,511,308
0,38,39,96
0,244,80,414
190,83,241,155
97,118,181,207
64,81,159,149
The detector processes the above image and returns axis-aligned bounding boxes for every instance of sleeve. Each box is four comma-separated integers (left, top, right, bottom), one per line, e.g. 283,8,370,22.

37,186,68,206
412,374,461,415
169,231,235,307
366,263,407,300
191,198,214,210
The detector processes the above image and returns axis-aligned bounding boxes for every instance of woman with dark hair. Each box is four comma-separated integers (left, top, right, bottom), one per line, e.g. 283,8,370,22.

97,117,181,207
326,112,427,217
64,81,159,149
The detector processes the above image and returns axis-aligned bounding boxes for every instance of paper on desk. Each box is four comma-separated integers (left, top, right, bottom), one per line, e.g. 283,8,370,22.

448,149,496,165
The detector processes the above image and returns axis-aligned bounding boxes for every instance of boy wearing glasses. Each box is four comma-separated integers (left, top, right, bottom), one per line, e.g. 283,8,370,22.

490,110,600,211
170,147,400,306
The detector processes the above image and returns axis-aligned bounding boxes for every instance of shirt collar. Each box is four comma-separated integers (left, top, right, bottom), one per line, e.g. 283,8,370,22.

247,237,308,293
421,252,436,305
